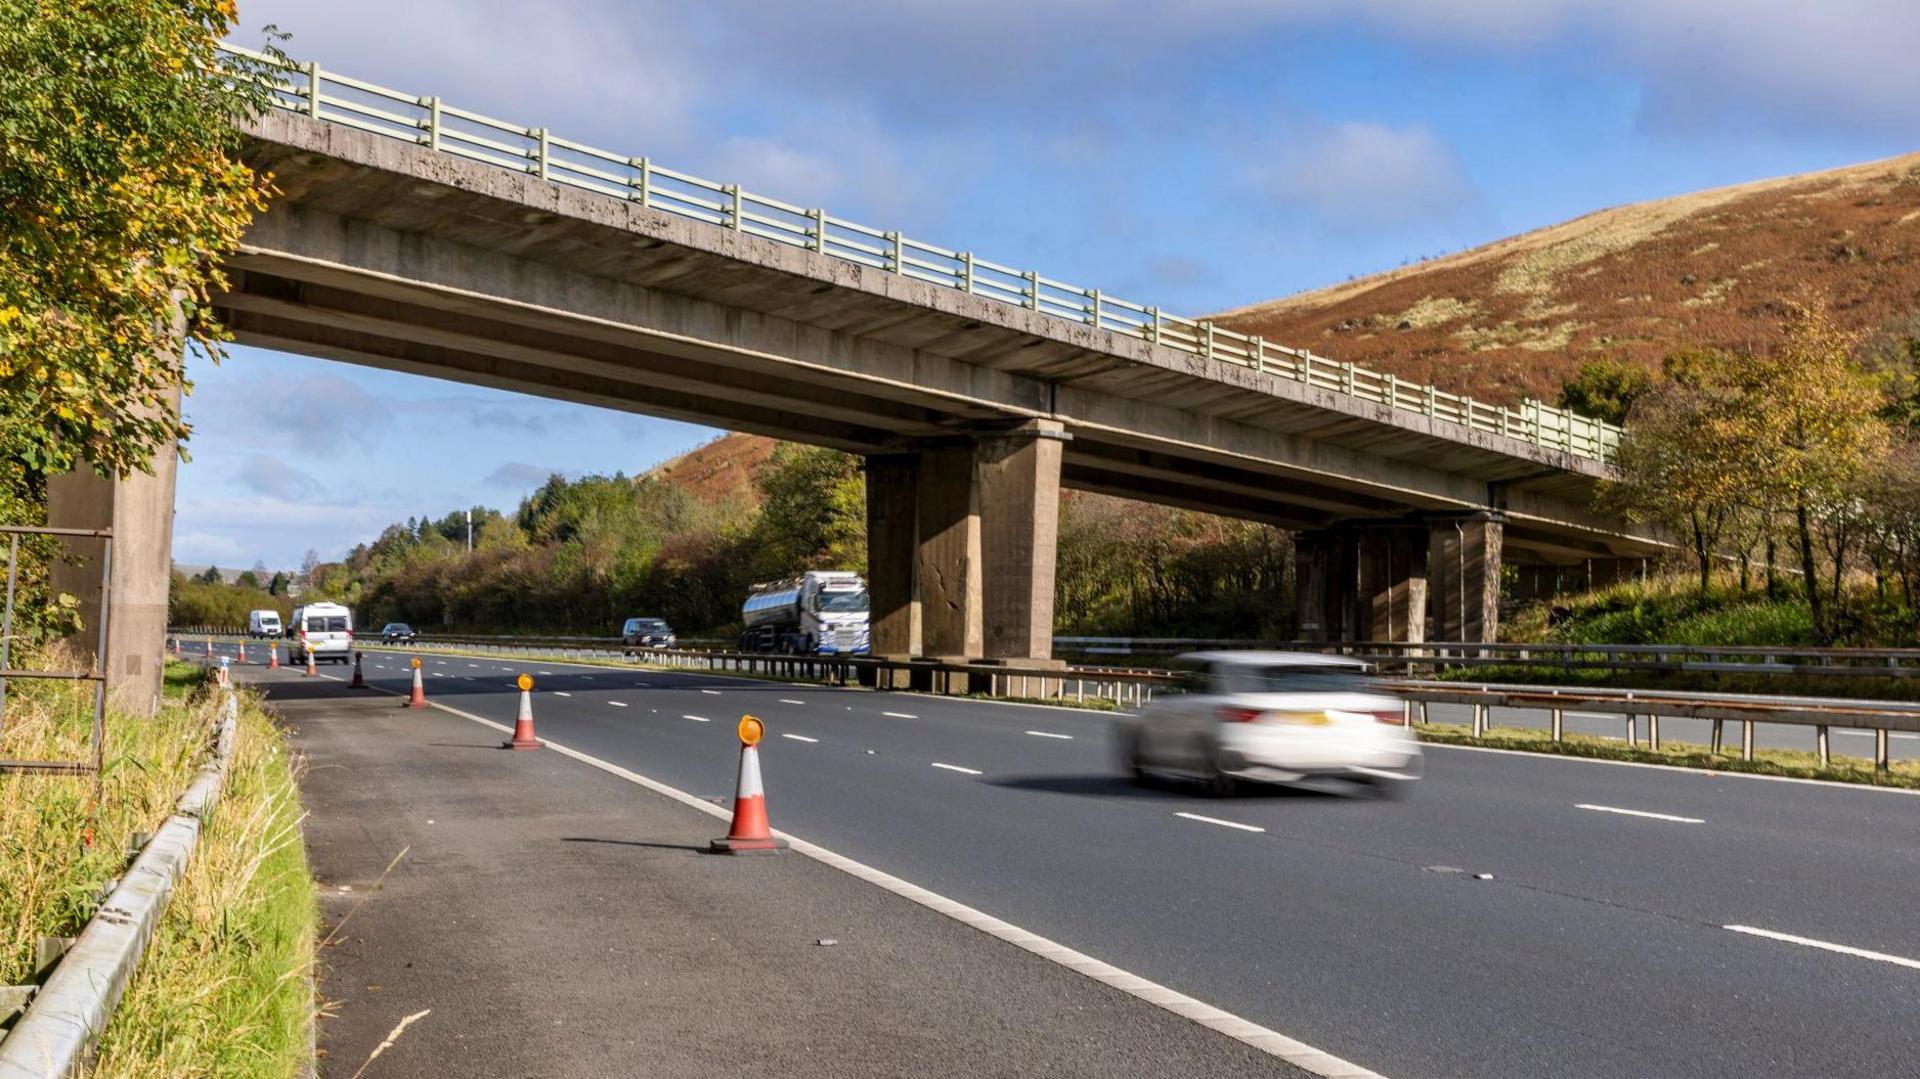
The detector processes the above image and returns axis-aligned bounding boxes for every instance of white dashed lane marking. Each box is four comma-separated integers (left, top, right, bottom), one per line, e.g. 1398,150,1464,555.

781,734,819,743
683,715,711,723
1577,803,1704,824
1725,925,1920,970
1025,730,1073,740
1175,812,1265,834
700,689,722,696
930,762,982,776
779,699,806,705
553,691,572,698
608,701,628,708
883,712,918,720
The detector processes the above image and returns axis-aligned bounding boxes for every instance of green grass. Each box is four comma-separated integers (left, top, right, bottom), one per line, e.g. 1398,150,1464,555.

1417,721,1920,790
0,655,315,1077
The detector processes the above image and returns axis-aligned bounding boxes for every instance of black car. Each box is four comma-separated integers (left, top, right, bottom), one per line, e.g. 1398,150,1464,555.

621,617,676,654
381,622,417,644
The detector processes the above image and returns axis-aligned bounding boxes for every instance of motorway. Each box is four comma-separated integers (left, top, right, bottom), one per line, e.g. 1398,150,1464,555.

220,643,1920,1077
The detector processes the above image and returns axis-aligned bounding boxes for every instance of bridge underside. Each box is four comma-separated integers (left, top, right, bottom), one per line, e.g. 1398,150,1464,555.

55,109,1665,696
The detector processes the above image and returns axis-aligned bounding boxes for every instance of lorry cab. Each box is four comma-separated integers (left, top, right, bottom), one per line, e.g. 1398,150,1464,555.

740,571,870,655
289,602,354,664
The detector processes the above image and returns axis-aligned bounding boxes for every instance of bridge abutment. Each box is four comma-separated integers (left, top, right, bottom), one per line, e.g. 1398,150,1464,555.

44,388,182,717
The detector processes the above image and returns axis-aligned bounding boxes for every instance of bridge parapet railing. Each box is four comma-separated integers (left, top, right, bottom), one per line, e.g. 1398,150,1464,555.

218,44,1624,465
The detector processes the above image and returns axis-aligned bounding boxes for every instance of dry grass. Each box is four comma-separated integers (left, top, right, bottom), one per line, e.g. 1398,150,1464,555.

0,653,314,1078
1213,151,1920,403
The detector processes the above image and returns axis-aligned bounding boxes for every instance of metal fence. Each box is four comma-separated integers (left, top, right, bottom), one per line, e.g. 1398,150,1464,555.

216,43,1623,464
1,525,112,777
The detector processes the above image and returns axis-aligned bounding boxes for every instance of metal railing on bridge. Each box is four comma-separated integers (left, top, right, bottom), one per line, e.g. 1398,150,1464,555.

217,44,1623,465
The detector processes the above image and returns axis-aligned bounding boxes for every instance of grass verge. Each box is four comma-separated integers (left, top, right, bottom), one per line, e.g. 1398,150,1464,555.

0,656,315,1077
1416,721,1920,790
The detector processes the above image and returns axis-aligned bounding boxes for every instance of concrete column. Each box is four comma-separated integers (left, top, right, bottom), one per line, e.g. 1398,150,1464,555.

914,444,982,660
976,419,1065,663
1294,528,1361,642
1356,525,1428,643
1583,557,1647,591
864,454,920,658
1428,514,1503,643
45,389,182,716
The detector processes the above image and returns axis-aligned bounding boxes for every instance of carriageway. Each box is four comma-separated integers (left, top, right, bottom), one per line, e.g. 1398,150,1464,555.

49,48,1661,709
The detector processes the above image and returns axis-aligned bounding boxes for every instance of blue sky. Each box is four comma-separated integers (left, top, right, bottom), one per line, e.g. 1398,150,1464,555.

179,0,1920,569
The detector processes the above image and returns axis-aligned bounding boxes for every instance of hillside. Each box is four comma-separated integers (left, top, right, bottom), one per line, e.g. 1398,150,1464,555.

643,432,780,504
1213,152,1920,403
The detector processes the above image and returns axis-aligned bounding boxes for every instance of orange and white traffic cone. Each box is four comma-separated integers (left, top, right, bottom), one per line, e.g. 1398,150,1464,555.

404,657,427,708
502,674,542,750
711,716,785,854
204,638,214,659
349,651,367,689
237,640,247,664
303,645,317,677
268,644,280,670
172,637,181,658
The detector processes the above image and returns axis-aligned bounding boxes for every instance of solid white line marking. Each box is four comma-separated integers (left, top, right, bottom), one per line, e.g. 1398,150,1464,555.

1578,803,1704,823
1724,925,1920,970
608,701,628,708
1025,730,1073,740
782,733,819,743
336,681,1381,1078
931,762,982,775
779,698,806,705
1423,742,1920,798
553,691,572,698
1175,812,1266,833
884,711,918,719
682,714,710,723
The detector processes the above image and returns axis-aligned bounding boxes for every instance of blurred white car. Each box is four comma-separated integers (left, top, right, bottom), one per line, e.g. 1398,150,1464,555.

1118,652,1421,796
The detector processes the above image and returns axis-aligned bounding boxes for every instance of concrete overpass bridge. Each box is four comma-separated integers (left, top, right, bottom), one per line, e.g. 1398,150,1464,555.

52,48,1658,708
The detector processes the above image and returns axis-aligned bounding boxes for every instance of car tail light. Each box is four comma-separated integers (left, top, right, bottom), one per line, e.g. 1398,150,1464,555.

1372,709,1406,726
1217,706,1263,723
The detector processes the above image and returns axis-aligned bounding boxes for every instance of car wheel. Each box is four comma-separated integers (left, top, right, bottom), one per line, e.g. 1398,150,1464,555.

1196,737,1239,798
1117,723,1153,785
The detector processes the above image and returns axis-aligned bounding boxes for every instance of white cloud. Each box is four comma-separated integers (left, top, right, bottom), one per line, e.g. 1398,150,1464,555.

235,454,325,501
1245,121,1479,229
484,463,564,489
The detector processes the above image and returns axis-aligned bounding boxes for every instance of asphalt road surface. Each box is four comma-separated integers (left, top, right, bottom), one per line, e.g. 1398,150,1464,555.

214,643,1920,1077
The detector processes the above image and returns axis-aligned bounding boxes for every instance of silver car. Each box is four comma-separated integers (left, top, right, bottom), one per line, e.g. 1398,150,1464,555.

1118,652,1421,796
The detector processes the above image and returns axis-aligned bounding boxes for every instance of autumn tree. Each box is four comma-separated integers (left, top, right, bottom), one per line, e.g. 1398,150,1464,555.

1556,358,1653,426
1,1,278,497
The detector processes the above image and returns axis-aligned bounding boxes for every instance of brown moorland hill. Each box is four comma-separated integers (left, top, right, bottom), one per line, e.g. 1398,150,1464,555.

1212,152,1920,404
644,432,780,505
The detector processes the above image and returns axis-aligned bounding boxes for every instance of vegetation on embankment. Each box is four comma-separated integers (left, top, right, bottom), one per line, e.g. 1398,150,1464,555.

0,659,315,1079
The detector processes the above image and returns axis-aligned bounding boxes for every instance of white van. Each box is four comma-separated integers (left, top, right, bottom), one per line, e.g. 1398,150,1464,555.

248,609,283,639
289,602,354,664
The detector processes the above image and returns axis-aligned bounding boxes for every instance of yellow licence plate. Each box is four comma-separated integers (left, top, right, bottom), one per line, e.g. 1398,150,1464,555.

1282,712,1332,726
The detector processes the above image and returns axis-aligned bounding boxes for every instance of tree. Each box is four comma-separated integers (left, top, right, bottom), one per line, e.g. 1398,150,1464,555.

0,2,276,485
1732,301,1891,640
1556,359,1653,425
235,568,259,589
1606,353,1748,593
267,570,288,596
196,564,223,584
299,548,321,586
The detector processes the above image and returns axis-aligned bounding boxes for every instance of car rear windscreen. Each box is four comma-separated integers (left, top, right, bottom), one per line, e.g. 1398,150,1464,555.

1223,666,1371,694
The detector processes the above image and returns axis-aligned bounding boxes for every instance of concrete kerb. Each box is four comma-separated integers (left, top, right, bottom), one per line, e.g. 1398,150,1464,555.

0,690,242,1079
327,670,1383,1078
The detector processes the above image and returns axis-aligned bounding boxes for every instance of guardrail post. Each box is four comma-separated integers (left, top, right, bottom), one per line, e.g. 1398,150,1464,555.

889,232,903,273
1550,707,1563,743
729,186,743,231
1648,714,1661,752
1876,729,1890,772
426,96,441,150
536,127,550,180
1148,306,1161,345
1424,384,1436,416
1471,703,1486,739
1251,335,1264,372
1088,288,1102,330
1625,714,1638,747
1816,725,1830,767
634,156,650,207
1741,721,1755,762
1027,270,1041,311
305,61,323,117
813,207,829,253
1710,719,1724,755
962,252,975,293
1202,320,1215,359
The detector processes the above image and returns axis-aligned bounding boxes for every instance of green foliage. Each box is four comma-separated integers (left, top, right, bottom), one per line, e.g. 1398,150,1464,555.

1555,358,1652,425
0,0,275,479
168,573,288,627
746,444,865,580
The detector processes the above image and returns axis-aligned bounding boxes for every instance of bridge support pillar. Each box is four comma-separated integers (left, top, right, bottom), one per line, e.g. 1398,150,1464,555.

1294,528,1358,642
45,390,182,717
976,419,1064,664
1428,514,1503,644
914,444,985,662
1356,524,1428,643
864,453,921,665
